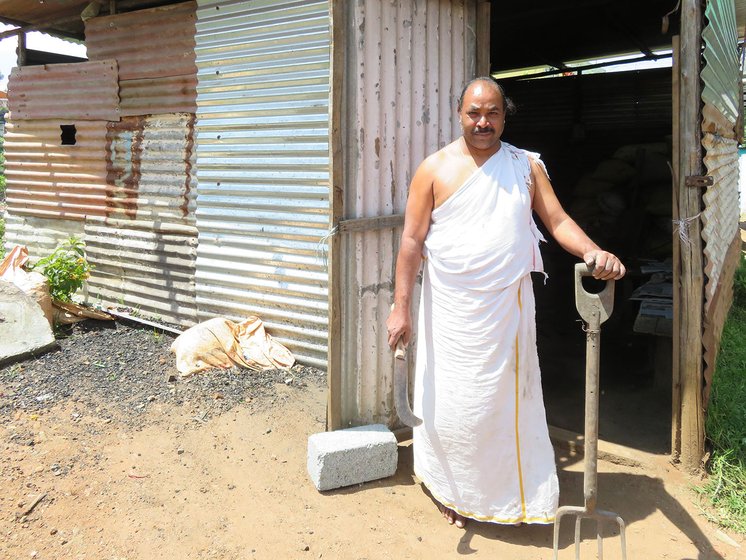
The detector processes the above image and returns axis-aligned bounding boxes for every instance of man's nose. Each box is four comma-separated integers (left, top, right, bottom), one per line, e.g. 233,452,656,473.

477,115,488,126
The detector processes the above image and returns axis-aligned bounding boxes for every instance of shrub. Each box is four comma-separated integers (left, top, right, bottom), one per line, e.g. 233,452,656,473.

30,237,93,302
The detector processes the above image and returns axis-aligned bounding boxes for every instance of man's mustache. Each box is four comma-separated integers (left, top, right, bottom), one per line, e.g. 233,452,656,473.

474,126,494,133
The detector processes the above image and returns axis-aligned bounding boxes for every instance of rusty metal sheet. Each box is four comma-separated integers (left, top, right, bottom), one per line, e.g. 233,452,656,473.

105,113,197,225
8,60,120,121
119,75,198,117
86,2,197,81
3,119,110,220
338,0,477,427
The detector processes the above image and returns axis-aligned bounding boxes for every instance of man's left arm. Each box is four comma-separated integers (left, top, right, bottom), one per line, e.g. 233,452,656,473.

530,159,625,280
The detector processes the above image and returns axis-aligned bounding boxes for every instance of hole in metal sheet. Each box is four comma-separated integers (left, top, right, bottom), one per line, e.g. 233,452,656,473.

60,124,76,146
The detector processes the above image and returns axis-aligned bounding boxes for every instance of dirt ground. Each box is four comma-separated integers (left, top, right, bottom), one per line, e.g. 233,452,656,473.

0,321,743,560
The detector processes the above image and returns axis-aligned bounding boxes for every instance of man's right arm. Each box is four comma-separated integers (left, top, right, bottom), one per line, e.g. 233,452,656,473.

386,159,435,349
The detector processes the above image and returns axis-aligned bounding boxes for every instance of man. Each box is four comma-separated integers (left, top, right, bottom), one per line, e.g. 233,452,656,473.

386,77,625,529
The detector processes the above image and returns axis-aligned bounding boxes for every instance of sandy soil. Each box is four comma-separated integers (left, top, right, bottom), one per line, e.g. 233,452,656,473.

1,323,744,560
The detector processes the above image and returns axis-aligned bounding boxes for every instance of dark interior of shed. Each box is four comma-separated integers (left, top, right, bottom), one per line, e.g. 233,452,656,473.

491,0,679,454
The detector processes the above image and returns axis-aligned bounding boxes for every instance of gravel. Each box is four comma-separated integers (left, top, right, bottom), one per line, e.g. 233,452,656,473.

0,319,326,428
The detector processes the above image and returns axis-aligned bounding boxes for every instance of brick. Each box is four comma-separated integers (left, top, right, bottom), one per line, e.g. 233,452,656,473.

307,424,398,491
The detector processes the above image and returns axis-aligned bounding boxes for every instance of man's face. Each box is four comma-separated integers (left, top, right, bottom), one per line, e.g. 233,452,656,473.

459,82,505,152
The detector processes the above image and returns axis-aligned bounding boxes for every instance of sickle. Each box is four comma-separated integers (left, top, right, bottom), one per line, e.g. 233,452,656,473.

393,339,422,427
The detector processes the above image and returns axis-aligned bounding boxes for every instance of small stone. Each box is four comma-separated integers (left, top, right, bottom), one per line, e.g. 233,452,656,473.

30,551,37,558
50,528,58,535
227,484,236,490
301,544,310,551
177,448,184,455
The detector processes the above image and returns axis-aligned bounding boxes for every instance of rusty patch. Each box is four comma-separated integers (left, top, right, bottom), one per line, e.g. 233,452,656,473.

182,113,197,218
105,116,145,219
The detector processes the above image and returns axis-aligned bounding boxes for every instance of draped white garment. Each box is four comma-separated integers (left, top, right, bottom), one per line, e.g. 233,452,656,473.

412,142,559,524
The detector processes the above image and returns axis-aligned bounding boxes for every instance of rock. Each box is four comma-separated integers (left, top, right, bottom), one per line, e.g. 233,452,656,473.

0,280,57,366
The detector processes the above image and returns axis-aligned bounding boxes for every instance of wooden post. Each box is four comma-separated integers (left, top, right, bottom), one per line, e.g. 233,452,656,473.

475,1,491,77
671,34,682,462
326,0,345,431
16,31,26,67
677,0,705,472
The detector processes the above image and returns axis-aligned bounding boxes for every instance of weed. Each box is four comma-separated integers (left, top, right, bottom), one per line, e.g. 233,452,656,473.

152,330,162,343
30,237,93,302
701,254,746,533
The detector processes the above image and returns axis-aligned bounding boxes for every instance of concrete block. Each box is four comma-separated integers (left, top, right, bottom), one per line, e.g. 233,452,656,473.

0,279,56,366
307,424,398,491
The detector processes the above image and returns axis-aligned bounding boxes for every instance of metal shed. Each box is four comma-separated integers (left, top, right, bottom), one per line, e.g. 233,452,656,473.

0,0,742,472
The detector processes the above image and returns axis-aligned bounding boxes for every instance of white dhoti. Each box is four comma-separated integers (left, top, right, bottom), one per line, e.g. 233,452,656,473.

413,142,559,524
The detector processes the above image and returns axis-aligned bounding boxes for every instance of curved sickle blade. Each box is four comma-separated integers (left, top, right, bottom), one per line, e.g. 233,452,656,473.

393,340,422,427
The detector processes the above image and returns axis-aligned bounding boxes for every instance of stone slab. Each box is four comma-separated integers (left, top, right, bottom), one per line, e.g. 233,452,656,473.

307,424,398,491
0,279,56,365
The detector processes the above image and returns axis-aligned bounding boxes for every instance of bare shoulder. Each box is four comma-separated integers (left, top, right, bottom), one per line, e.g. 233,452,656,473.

418,141,460,175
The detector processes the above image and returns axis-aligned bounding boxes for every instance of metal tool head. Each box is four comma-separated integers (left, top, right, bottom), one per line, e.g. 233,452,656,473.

574,263,615,326
553,505,627,560
393,340,422,427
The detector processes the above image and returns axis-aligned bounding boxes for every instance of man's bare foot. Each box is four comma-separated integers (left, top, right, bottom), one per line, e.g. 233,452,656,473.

437,503,467,528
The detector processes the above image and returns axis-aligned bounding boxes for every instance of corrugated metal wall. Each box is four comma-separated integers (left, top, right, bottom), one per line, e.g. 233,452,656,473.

339,0,477,427
194,0,331,368
4,119,110,221
7,60,120,121
86,2,198,117
4,3,200,326
700,0,742,402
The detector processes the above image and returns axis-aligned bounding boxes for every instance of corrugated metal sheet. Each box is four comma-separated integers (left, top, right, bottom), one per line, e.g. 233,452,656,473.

3,119,110,220
2,214,85,263
701,0,740,314
700,0,741,391
194,0,331,368
86,2,197,117
339,0,477,427
7,60,120,121
105,113,197,225
86,2,197,80
119,75,198,117
83,219,198,326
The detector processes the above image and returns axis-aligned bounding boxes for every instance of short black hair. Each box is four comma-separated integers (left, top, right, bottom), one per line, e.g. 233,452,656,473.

457,76,516,116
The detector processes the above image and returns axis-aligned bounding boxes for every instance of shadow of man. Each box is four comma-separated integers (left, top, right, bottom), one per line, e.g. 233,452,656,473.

449,447,726,560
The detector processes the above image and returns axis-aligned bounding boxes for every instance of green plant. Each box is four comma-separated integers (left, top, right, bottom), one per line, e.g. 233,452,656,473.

733,253,746,307
30,237,93,302
699,255,746,533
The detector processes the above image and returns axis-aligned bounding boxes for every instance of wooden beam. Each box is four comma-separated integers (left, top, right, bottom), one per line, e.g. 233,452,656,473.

326,0,346,431
677,0,705,473
475,1,491,76
671,34,682,462
338,214,403,234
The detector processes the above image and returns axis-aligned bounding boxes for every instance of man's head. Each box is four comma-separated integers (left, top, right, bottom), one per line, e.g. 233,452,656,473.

457,77,515,152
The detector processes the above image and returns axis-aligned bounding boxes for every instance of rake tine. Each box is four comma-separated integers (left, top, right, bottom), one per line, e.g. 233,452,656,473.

574,516,582,560
597,521,603,560
617,515,628,560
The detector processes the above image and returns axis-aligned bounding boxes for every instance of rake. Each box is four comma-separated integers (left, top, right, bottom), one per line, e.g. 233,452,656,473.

552,263,627,560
